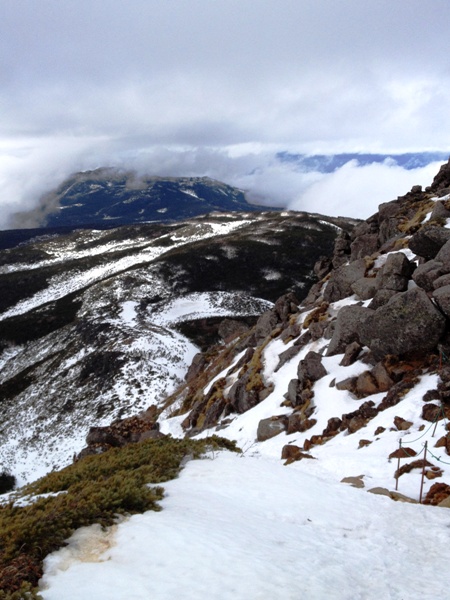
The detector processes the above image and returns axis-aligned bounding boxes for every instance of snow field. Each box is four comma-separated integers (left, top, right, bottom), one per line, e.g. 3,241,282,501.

40,452,450,600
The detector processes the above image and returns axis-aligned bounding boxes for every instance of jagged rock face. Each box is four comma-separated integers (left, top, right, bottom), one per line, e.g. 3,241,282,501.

430,158,450,194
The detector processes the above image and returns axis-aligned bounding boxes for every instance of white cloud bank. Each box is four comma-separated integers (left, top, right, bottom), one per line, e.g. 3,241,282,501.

286,160,443,219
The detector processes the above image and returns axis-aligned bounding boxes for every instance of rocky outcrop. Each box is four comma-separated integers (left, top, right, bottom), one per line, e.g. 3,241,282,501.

176,159,450,490
375,252,414,291
430,157,450,194
77,408,162,459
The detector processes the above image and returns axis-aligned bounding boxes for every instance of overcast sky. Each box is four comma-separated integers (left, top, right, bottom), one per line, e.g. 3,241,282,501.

1,0,450,227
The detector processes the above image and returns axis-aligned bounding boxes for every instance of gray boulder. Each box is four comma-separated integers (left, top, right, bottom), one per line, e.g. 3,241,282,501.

326,305,374,356
324,259,367,302
185,353,207,382
368,289,398,309
412,260,446,292
430,200,450,221
297,351,327,383
360,288,446,359
376,252,414,292
351,277,379,300
350,234,379,261
339,341,362,366
275,345,302,372
228,373,259,413
257,416,288,441
409,226,450,260
377,200,403,245
435,238,450,266
433,273,450,289
433,285,450,319
433,273,450,290
254,310,278,344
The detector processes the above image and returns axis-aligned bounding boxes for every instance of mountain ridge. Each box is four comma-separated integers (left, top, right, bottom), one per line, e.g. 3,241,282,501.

10,172,273,231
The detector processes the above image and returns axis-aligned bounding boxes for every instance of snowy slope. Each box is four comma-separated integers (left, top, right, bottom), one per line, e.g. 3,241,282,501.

39,452,450,600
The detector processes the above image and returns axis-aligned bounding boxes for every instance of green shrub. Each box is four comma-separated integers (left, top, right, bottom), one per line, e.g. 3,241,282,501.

0,435,237,594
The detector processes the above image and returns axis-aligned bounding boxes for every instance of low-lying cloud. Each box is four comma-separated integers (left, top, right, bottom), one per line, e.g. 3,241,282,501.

0,140,444,229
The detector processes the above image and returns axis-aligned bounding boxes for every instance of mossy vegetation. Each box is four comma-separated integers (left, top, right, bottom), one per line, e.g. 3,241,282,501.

397,199,435,234
302,302,329,330
0,435,238,596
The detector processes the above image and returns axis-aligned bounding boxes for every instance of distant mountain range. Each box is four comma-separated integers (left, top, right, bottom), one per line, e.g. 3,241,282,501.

277,151,450,172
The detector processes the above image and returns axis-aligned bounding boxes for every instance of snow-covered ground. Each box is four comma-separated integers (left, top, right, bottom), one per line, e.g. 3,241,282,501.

40,451,450,600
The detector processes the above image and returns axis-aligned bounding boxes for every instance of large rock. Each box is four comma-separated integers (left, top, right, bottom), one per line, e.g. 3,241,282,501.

432,273,450,289
368,288,398,309
323,259,367,302
332,232,351,268
430,158,450,193
228,373,260,413
360,288,446,359
253,310,278,344
297,351,327,383
185,353,208,382
257,416,288,441
350,234,379,261
375,252,414,292
377,200,403,245
430,200,450,221
326,305,373,356
409,226,450,260
432,285,450,318
351,277,379,300
435,238,450,267
253,293,299,344
412,260,446,292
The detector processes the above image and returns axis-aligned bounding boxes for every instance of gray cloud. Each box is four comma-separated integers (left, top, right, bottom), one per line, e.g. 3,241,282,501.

1,0,450,227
